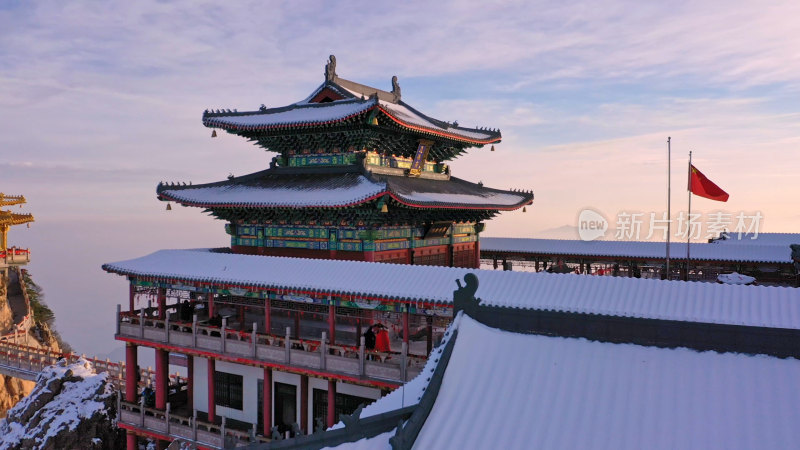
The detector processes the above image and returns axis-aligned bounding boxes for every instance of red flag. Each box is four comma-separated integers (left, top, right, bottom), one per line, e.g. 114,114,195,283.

689,164,729,202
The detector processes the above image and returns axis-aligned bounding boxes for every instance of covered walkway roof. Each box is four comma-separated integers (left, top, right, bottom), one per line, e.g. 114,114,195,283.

481,237,794,264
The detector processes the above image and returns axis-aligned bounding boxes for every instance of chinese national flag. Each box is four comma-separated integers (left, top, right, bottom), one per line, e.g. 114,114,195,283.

689,164,729,202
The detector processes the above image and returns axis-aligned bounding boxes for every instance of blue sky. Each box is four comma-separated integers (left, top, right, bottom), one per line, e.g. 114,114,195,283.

1,0,799,355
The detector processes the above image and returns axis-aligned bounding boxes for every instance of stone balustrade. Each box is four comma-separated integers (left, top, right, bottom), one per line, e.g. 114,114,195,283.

117,306,425,385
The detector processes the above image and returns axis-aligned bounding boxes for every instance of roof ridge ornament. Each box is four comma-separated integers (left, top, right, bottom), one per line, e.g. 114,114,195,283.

453,273,481,318
325,55,337,82
391,75,401,103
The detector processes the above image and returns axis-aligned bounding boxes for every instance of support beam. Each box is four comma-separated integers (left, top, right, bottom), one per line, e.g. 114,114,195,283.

129,283,135,313
207,359,216,423
265,298,272,335
426,316,433,355
263,368,272,437
208,295,215,318
155,349,168,410
294,312,301,340
474,239,480,269
402,308,409,345
125,343,138,403
328,304,336,346
327,379,336,428
186,354,194,411
300,375,308,434
157,287,166,320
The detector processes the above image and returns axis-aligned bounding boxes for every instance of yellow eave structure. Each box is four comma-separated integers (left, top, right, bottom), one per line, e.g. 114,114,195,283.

0,193,34,251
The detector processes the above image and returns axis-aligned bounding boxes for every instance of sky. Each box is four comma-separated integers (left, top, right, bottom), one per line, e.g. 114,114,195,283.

1,0,799,357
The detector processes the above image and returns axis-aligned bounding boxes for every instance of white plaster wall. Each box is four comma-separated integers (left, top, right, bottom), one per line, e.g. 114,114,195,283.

193,357,208,413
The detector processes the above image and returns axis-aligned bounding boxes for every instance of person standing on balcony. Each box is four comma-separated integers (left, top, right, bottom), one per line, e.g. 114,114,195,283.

374,323,391,353
363,325,376,350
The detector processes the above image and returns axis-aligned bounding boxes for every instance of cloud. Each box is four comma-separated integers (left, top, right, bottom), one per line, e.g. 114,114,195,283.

3,0,800,99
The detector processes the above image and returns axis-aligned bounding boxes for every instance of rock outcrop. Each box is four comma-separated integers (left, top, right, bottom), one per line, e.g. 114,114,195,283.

0,273,15,339
0,358,125,450
0,375,34,420
0,269,67,418
0,271,35,419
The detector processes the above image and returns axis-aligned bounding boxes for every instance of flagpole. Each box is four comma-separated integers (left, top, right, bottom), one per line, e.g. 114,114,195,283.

686,150,692,281
666,137,671,279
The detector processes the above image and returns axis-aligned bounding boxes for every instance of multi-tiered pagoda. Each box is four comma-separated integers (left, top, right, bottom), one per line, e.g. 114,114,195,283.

109,57,532,450
158,55,532,267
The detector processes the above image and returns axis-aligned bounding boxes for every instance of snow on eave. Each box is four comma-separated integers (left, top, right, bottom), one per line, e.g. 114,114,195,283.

202,99,376,131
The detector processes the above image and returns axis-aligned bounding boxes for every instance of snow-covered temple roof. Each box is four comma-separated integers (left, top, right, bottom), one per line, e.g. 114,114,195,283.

333,313,800,450
710,232,800,247
102,249,800,330
201,56,502,162
157,169,531,210
481,237,793,264
203,85,500,147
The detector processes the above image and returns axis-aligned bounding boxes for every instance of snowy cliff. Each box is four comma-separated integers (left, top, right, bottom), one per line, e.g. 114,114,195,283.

0,358,124,450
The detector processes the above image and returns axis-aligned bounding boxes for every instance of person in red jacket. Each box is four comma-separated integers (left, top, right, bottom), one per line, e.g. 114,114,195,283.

373,323,391,353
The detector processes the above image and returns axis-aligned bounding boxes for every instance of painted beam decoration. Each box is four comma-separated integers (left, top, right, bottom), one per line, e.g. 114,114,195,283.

409,139,434,177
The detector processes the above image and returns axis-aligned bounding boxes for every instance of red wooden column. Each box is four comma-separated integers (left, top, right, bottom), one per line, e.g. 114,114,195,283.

300,375,308,433
129,283,135,313
207,359,216,422
155,349,168,410
402,308,409,346
208,295,215,318
262,368,272,436
157,287,166,319
125,343,138,402
294,312,301,340
264,298,272,335
326,379,336,428
474,240,481,269
186,355,194,411
238,305,246,331
328,304,336,345
126,432,137,450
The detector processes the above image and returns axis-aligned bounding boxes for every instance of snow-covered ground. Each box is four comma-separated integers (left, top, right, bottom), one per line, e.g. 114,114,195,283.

0,358,117,449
